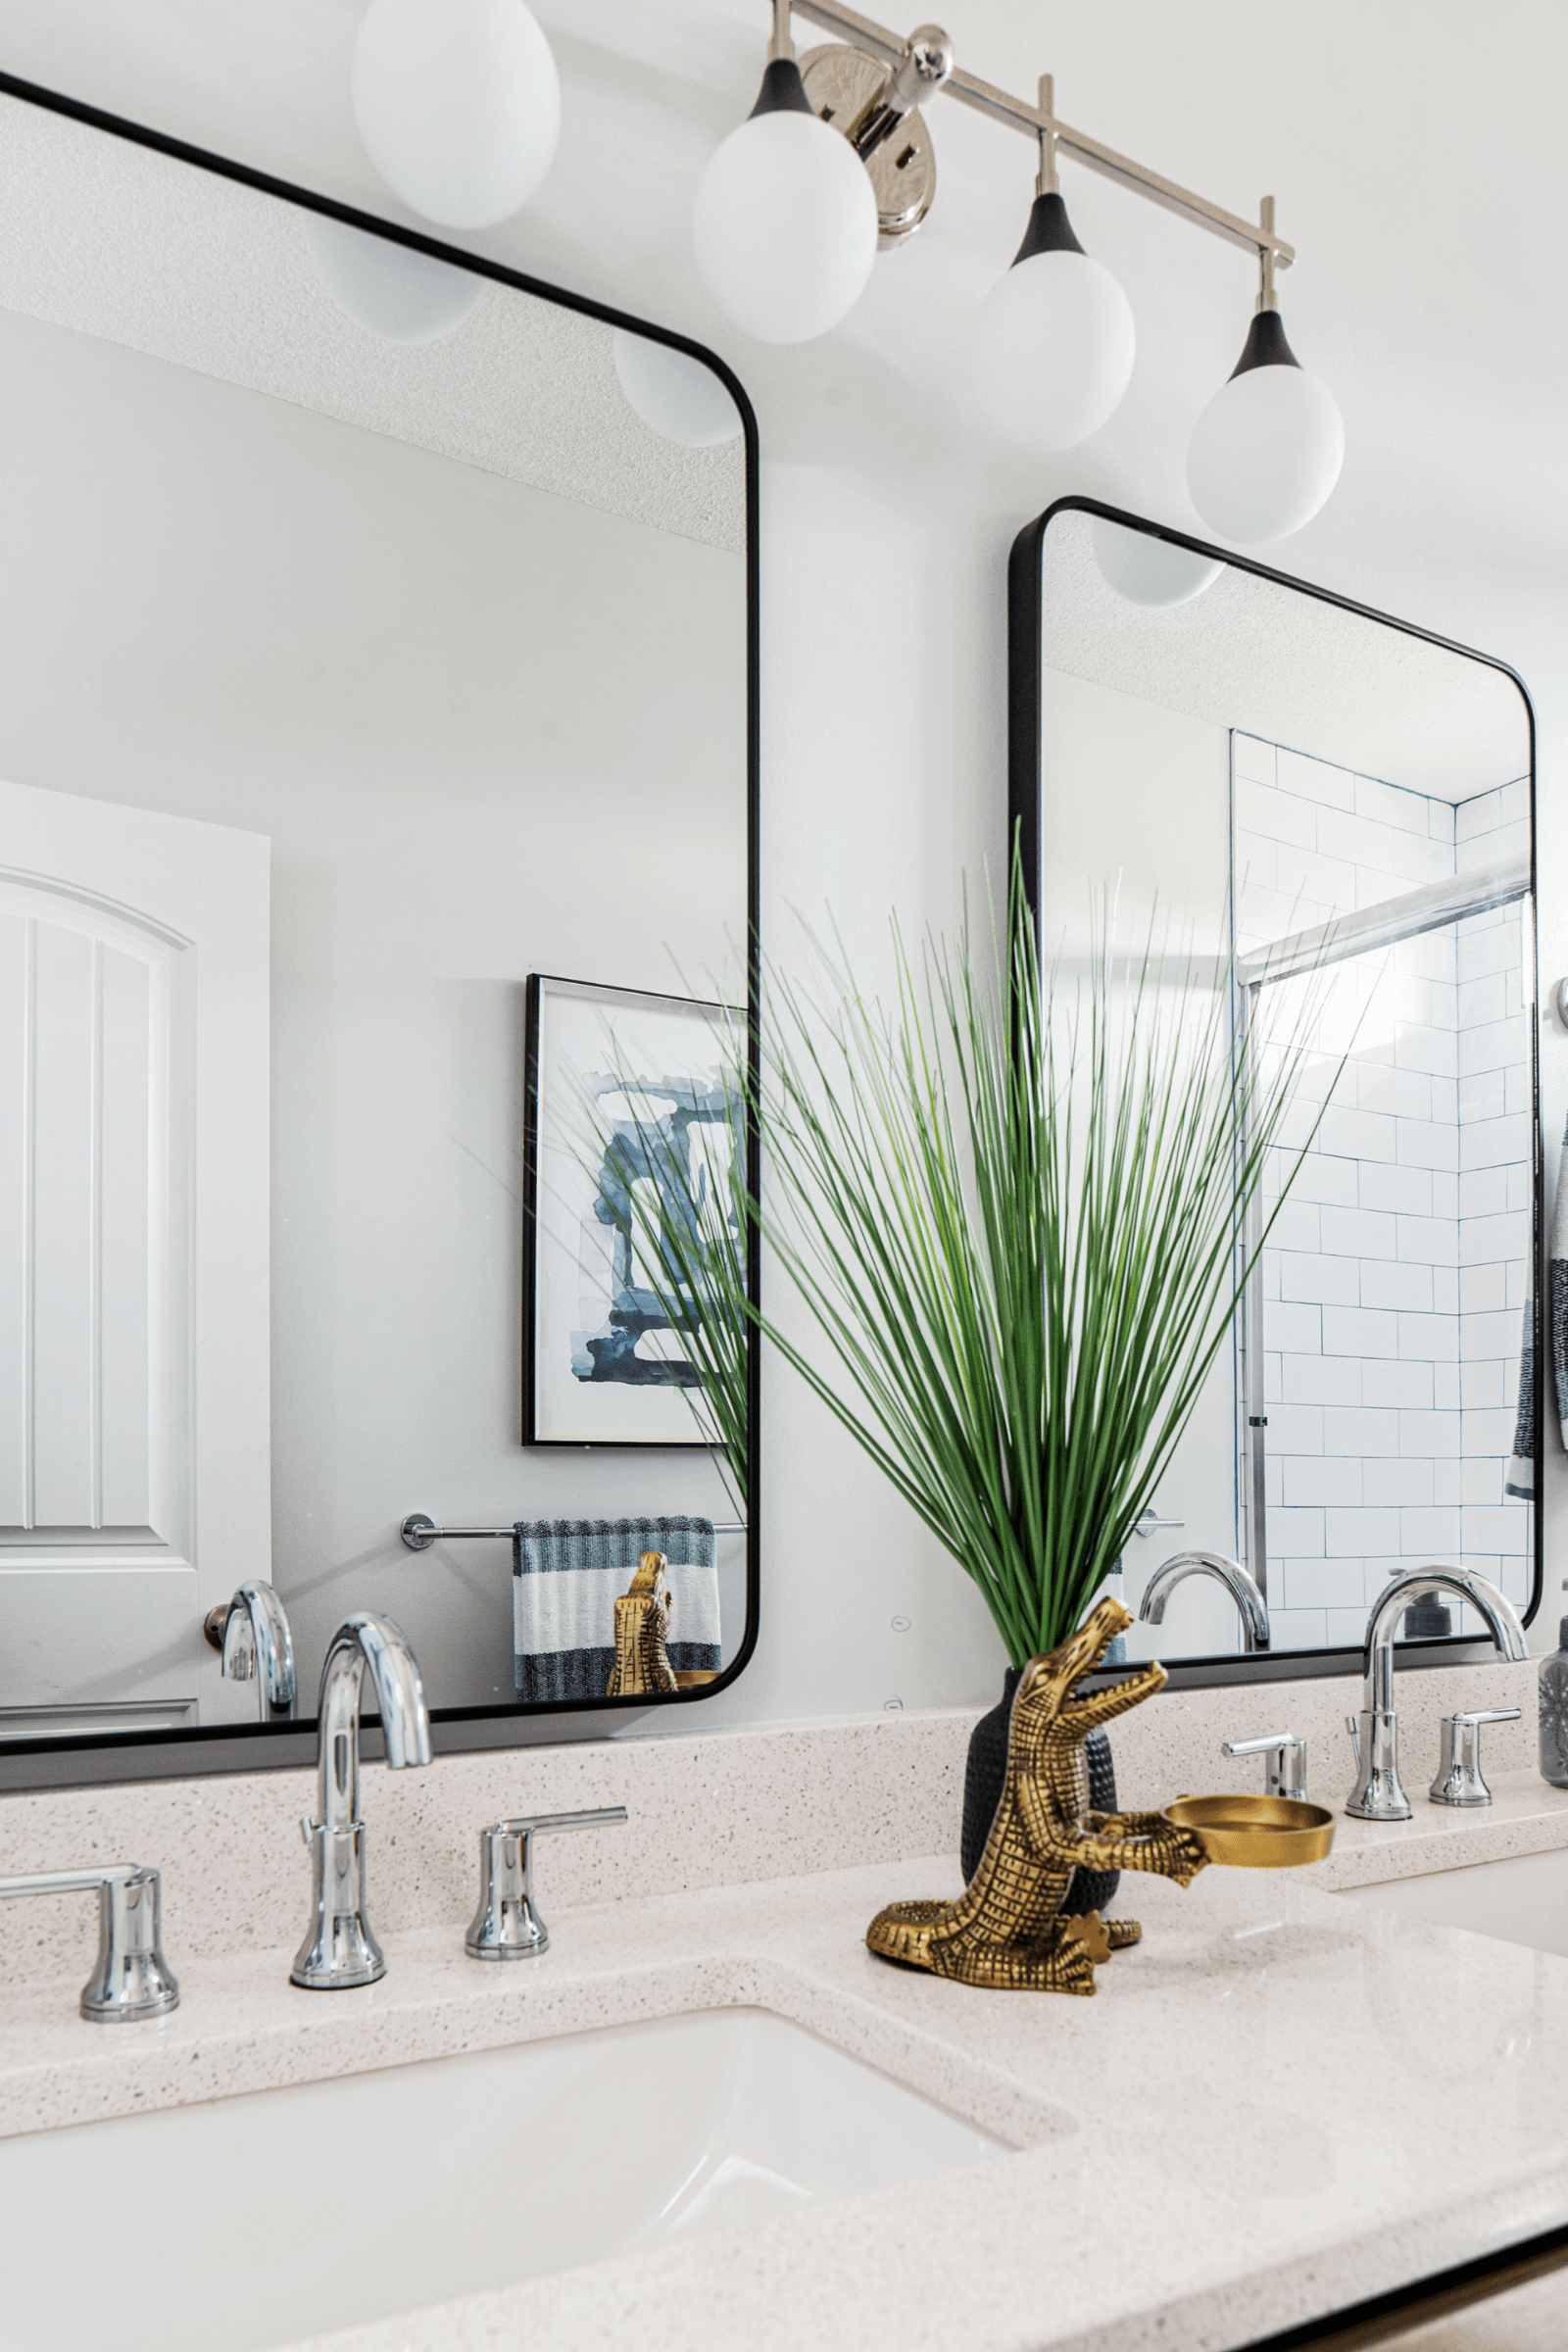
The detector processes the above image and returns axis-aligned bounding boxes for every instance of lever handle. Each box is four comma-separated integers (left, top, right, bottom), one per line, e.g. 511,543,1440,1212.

1223,1732,1307,1800
1430,1707,1520,1807
466,1806,627,1961
0,1865,179,2021
1454,1707,1522,1729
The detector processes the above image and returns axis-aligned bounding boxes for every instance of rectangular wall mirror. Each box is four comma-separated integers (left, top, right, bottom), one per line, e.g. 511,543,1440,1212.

0,75,759,1771
1011,497,1540,1679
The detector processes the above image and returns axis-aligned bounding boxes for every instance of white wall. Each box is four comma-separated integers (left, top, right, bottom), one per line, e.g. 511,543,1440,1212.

0,0,1562,1720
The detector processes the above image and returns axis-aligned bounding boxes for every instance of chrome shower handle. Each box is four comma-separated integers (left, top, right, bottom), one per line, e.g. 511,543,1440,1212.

465,1806,627,1961
0,1865,179,2021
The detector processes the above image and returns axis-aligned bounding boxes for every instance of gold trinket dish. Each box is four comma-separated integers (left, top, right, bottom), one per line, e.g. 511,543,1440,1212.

1161,1793,1335,1869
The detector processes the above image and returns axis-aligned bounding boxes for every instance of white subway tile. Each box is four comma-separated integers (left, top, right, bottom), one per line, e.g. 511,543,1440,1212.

1462,1307,1527,1361
1360,1260,1433,1312
1318,807,1397,872
1461,1457,1500,1505
1322,1406,1402,1453
1270,1603,1330,1646
1322,1305,1400,1356
1231,733,1276,786
1399,1409,1461,1454
1276,844,1357,913
1282,1558,1365,1610
1459,1013,1529,1077
1462,1405,1518,1453
1460,1112,1533,1171
1455,788,1501,843
1397,1312,1459,1362
1326,1606,1374,1645
1498,778,1530,826
1465,1505,1531,1552
1279,748,1355,809
1283,1456,1363,1507
1282,1354,1362,1406
1505,1258,1531,1308
1459,1210,1530,1265
1458,1068,1506,1122
1277,1251,1360,1305
1234,835,1279,894
1267,1403,1324,1453
1396,1117,1459,1173
1326,1507,1403,1556
1428,801,1456,845
1399,1506,1462,1554
1457,927,1516,985
1358,1064,1433,1121
1458,1166,1507,1220
1430,1170,1459,1219
1457,972,1507,1030
1363,1457,1434,1506
1460,1359,1508,1409
1358,1162,1432,1217
1263,1352,1282,1403
1396,1215,1459,1266
1237,774,1314,847
1272,1148,1358,1206
1395,1026,1458,1079
1321,1204,1399,1258
1432,1265,1459,1314
1433,1362,1461,1408
1374,1360,1437,1409
1269,1300,1324,1352
1429,1076,1459,1126
1267,1200,1321,1252
1505,1162,1533,1213
1459,1262,1505,1315
1504,1063,1533,1117
1270,1504,1326,1556
1433,1459,1462,1505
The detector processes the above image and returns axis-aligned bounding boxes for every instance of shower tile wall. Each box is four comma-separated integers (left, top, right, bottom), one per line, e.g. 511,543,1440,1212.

1234,735,1533,1649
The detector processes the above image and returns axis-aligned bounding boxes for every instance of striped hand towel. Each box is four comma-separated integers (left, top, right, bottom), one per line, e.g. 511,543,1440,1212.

514,1517,720,1701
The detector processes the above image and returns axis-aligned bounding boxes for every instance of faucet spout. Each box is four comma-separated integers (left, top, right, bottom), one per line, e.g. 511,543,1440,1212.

1347,1566,1527,1822
1137,1550,1270,1653
213,1581,297,1720
291,1611,431,1991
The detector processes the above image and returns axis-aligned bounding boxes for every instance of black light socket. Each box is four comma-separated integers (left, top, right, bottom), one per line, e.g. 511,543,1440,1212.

1230,308,1301,377
1010,190,1086,266
750,57,816,118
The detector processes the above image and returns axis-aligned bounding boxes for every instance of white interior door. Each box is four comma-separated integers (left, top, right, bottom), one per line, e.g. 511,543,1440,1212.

0,778,270,1731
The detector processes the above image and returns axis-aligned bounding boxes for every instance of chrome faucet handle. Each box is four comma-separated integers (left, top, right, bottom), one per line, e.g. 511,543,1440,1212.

1222,1732,1307,1802
0,1865,179,2021
1430,1707,1521,1808
466,1806,628,1961
1347,1567,1527,1822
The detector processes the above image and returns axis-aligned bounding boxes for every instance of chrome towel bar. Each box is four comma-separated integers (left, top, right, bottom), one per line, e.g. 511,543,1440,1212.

401,1514,745,1550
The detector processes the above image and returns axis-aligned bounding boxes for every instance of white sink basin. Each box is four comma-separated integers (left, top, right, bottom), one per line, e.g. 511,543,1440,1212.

2,2007,1006,2352
1342,1845,1568,1957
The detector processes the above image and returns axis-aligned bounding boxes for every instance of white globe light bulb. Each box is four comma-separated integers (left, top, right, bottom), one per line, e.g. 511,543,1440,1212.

1092,515,1223,609
306,215,483,342
971,194,1134,453
351,0,561,230
1186,311,1345,545
692,61,877,345
612,329,743,447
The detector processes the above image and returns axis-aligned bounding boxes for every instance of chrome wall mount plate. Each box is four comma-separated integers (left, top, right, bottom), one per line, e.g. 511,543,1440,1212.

799,44,936,248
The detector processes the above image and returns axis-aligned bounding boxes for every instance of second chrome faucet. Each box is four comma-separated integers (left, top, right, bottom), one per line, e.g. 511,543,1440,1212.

292,1611,432,1991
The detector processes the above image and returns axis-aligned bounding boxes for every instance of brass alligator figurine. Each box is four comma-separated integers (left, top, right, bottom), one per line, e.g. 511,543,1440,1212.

866,1594,1208,1993
606,1549,677,1697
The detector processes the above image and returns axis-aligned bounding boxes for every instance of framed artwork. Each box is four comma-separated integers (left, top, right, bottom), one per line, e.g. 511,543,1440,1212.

522,973,743,1446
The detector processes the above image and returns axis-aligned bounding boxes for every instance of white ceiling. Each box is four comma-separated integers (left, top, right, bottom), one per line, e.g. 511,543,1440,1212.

0,0,1559,636
0,84,743,550
1039,510,1531,801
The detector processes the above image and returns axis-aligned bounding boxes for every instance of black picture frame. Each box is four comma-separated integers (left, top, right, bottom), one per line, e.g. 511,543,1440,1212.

1010,495,1542,1694
0,68,762,1789
521,972,748,1451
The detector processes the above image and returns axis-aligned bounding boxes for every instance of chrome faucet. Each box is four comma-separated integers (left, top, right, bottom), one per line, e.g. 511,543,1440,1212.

203,1580,296,1719
466,1808,628,1960
1138,1550,1270,1652
1346,1567,1528,1821
291,1611,432,1991
0,1864,179,2021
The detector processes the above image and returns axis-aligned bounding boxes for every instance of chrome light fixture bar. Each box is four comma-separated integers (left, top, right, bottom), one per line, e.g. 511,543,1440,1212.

790,0,1294,275
694,1,1345,542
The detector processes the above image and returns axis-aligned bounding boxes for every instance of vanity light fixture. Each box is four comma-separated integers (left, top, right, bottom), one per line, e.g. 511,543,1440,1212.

1092,515,1223,609
612,329,745,446
698,2,1344,534
351,0,561,230
305,215,483,342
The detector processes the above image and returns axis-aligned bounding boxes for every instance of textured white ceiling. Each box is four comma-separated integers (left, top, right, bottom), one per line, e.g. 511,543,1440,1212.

0,91,744,553
1039,510,1529,800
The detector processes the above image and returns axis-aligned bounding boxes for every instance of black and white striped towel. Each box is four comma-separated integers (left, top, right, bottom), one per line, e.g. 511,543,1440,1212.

513,1517,720,1701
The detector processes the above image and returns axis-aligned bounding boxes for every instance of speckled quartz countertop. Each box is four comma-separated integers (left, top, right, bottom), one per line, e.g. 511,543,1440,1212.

9,1776,1568,2352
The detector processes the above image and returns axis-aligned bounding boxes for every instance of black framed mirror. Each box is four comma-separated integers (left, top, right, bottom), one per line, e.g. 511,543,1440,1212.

0,70,760,1783
1010,496,1540,1686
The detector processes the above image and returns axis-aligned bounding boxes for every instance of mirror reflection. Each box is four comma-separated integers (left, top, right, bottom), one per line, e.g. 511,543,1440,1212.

0,93,754,1739
1028,504,1537,1664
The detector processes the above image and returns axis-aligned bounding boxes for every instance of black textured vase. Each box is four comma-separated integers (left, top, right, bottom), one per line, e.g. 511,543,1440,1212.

960,1665,1121,1915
